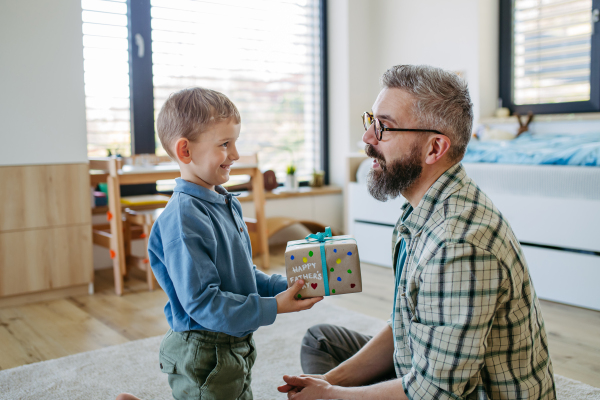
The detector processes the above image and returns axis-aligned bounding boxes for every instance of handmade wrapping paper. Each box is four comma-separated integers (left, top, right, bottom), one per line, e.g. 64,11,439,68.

285,230,362,299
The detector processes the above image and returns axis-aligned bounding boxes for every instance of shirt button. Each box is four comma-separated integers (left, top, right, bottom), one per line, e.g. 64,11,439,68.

160,363,163,369
239,227,243,232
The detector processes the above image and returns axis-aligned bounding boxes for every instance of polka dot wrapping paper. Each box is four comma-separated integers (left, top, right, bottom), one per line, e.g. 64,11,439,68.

285,235,362,299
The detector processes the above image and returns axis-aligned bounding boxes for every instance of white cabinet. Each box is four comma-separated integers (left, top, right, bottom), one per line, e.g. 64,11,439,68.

347,182,405,268
523,245,600,310
353,222,395,268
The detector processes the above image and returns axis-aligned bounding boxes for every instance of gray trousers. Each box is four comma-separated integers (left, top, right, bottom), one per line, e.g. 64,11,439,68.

300,324,397,382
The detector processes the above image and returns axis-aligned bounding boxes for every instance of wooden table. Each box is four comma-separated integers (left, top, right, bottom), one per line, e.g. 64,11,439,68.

90,157,270,295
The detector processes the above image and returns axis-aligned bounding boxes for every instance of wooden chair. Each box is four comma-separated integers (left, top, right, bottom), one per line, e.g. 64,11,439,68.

123,208,164,290
90,155,171,294
90,152,270,295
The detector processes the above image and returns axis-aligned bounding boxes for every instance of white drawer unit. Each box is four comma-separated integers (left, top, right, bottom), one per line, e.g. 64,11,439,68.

347,182,405,268
523,245,600,311
353,221,395,267
348,182,405,225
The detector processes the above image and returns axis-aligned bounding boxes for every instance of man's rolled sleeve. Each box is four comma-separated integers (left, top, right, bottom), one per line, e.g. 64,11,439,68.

402,243,504,399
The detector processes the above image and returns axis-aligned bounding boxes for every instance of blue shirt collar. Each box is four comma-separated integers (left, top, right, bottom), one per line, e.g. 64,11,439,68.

173,178,234,204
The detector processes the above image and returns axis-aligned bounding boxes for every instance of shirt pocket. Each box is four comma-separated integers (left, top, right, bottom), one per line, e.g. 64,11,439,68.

400,292,418,322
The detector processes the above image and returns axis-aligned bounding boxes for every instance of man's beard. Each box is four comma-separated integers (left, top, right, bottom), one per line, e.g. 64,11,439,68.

365,143,423,202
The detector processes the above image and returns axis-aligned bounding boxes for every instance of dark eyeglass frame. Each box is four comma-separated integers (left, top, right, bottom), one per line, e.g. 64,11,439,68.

362,112,446,141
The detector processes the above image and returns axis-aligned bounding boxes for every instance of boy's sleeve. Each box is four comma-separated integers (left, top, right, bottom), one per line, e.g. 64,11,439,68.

232,196,288,297
253,266,288,297
164,234,278,335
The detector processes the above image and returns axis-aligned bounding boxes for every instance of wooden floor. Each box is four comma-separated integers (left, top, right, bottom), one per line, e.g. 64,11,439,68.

1,245,599,388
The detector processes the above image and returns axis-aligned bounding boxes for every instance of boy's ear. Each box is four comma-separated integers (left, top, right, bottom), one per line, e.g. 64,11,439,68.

174,138,192,164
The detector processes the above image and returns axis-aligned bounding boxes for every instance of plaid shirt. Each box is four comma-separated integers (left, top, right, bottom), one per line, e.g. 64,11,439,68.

390,163,556,400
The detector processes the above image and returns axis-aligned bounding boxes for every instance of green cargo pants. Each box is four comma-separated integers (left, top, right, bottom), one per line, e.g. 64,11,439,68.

158,329,257,400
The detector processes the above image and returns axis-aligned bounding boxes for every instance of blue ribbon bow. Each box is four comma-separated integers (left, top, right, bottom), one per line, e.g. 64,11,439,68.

305,226,332,243
304,227,333,296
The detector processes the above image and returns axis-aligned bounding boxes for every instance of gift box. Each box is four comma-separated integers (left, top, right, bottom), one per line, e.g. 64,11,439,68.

285,228,362,299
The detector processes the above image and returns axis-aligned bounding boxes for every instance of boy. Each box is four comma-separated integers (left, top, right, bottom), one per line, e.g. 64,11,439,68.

120,88,322,400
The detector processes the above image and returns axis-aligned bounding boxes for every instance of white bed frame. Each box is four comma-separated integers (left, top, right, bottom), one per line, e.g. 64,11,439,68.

347,162,600,311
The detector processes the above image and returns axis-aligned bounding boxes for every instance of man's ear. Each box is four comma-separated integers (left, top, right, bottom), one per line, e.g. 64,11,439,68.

174,138,192,164
425,135,451,165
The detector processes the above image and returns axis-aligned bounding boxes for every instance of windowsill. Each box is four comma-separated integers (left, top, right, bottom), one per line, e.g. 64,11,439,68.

235,185,342,203
479,112,600,124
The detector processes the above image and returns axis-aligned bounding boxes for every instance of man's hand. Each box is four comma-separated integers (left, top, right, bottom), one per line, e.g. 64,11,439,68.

277,374,326,395
276,280,323,314
277,375,334,399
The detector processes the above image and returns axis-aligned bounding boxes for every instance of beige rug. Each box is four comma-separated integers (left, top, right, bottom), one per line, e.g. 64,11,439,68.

0,302,598,399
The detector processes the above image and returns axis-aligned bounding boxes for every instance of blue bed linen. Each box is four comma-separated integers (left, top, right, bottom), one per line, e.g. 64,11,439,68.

463,132,600,166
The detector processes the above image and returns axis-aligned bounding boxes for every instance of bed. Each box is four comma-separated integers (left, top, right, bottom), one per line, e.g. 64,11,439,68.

462,132,600,310
463,132,600,166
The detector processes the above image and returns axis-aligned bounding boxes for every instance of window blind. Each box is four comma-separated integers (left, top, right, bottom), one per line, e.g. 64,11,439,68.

513,0,593,105
82,0,131,157
150,0,323,181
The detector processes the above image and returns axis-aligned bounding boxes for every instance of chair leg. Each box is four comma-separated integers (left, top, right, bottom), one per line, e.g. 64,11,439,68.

146,265,156,291
123,220,131,279
143,223,155,291
112,258,124,296
107,174,126,295
251,169,269,269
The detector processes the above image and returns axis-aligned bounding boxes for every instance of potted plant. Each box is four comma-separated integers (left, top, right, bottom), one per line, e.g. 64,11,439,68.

286,164,298,191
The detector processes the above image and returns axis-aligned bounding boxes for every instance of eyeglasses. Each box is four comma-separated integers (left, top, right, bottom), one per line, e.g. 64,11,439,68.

362,112,446,141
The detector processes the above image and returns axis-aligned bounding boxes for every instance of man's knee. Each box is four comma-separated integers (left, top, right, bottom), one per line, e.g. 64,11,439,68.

301,324,342,375
302,324,336,348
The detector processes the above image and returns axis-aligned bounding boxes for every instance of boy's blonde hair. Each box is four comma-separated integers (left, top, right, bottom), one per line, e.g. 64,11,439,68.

157,87,241,158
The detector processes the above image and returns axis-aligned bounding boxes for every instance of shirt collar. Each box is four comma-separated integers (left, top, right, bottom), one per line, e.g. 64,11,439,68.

400,162,466,235
173,178,234,204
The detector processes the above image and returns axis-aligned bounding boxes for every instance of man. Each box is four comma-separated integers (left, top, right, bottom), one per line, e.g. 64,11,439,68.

278,65,556,399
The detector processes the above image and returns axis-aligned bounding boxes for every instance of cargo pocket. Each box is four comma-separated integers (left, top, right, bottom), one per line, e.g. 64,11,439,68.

159,351,177,374
160,332,204,400
158,330,177,374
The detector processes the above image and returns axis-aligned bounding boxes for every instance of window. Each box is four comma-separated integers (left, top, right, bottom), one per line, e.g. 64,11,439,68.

499,0,600,114
151,0,325,182
83,0,328,184
82,0,131,157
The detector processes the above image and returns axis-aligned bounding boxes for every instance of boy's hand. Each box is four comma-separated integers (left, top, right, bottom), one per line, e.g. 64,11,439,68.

276,280,323,314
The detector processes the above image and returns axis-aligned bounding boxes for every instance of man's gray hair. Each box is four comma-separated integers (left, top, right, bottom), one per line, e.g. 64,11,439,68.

381,65,473,162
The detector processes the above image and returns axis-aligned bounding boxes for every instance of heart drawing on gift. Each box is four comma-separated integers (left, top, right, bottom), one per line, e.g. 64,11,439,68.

350,284,356,288
311,283,318,290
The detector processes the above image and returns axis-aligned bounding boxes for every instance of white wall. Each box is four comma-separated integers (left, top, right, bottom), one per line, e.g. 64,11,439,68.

347,1,382,153
0,0,88,166
327,0,384,188
327,0,351,188
327,0,500,188
372,0,498,124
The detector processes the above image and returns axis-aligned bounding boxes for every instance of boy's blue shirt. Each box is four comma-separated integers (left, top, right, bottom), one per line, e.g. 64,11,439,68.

148,178,288,337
